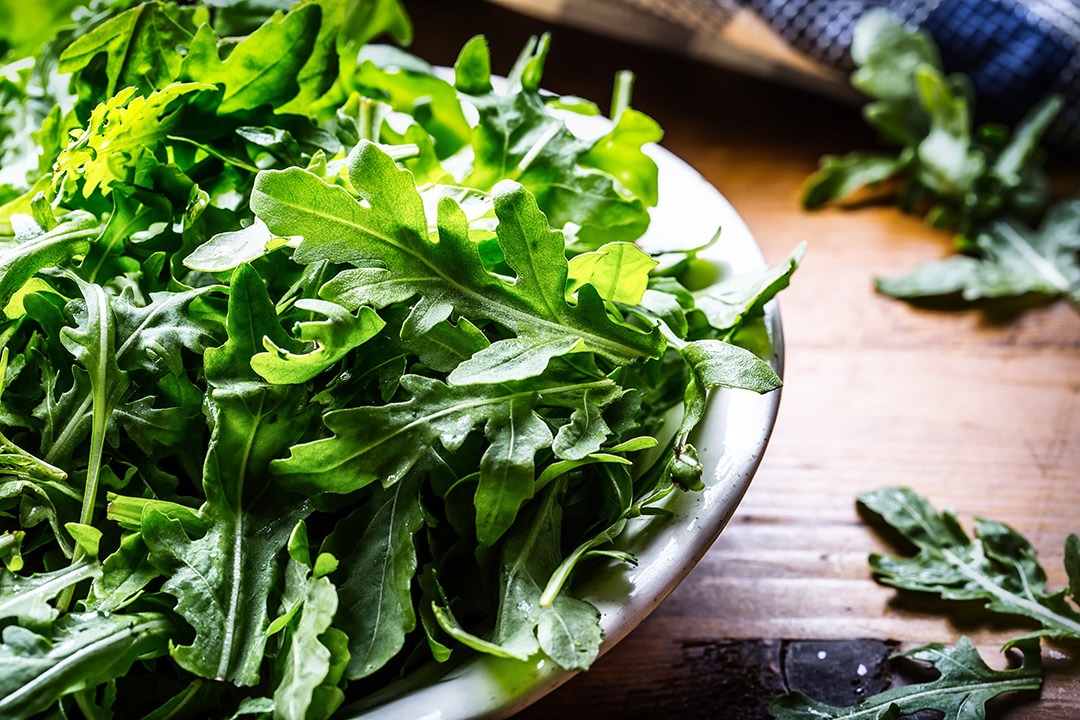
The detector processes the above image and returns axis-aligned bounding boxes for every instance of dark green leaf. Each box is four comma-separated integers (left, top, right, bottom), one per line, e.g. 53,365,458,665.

144,265,310,685
0,612,174,719
0,211,99,311
859,487,1080,639
877,204,1080,304
768,636,1042,720
801,153,903,209
326,474,422,679
58,2,204,96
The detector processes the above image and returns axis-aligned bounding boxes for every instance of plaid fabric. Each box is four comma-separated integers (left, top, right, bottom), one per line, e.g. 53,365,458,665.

490,0,1080,148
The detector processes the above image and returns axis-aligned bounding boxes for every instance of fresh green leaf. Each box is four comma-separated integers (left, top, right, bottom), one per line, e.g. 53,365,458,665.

859,486,1080,639
0,612,174,719
251,299,384,385
144,265,310,685
325,474,422,679
183,220,280,273
58,2,205,97
877,204,1080,304
0,559,99,623
695,243,804,333
54,83,213,197
0,211,100,311
806,10,1073,312
182,4,321,115
768,636,1042,719
273,571,339,720
567,241,657,305
801,153,903,209
255,142,663,385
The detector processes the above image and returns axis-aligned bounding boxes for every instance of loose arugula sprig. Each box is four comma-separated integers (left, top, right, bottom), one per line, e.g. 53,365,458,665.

771,487,1080,719
769,636,1043,720
0,1,794,717
802,11,1080,308
860,486,1080,642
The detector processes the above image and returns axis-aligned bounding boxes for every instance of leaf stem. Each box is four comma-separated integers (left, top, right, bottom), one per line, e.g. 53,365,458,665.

610,70,634,121
58,284,114,613
73,690,108,720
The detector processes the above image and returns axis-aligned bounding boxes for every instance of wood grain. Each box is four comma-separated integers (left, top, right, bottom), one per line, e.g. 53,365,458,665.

407,2,1080,716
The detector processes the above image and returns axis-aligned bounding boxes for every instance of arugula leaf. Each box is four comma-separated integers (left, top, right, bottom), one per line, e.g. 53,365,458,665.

270,523,343,720
859,486,1080,640
54,83,212,197
567,241,657,305
324,474,422,679
769,636,1042,719
803,10,1076,309
273,370,619,544
877,203,1080,304
86,531,159,613
0,478,74,559
0,612,174,719
254,142,663,385
276,0,413,116
694,243,805,334
183,3,321,115
0,557,99,623
801,153,903,210
350,46,470,158
0,211,100,310
455,35,656,243
183,219,279,273
433,480,603,670
250,299,384,385
59,277,130,551
58,2,206,97
144,264,310,685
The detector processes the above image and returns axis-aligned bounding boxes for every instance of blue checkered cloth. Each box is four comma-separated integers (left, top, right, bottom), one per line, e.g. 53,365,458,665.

493,0,1080,149
750,0,1080,144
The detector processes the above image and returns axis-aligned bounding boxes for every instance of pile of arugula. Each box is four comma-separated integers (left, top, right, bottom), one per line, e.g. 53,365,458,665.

0,1,793,717
803,11,1080,308
771,487,1080,719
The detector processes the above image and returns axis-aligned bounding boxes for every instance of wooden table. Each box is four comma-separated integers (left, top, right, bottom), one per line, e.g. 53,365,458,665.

408,2,1080,716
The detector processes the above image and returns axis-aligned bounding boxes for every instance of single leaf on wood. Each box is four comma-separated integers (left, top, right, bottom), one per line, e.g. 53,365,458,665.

769,636,1042,720
859,486,1080,640
877,204,1080,305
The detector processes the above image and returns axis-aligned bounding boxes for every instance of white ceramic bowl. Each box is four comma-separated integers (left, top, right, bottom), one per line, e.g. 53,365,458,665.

344,111,785,720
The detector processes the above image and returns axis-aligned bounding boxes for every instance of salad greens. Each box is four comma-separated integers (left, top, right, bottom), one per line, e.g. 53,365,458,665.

772,487,1080,719
803,11,1080,309
0,0,792,717
859,486,1080,643
769,636,1043,720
